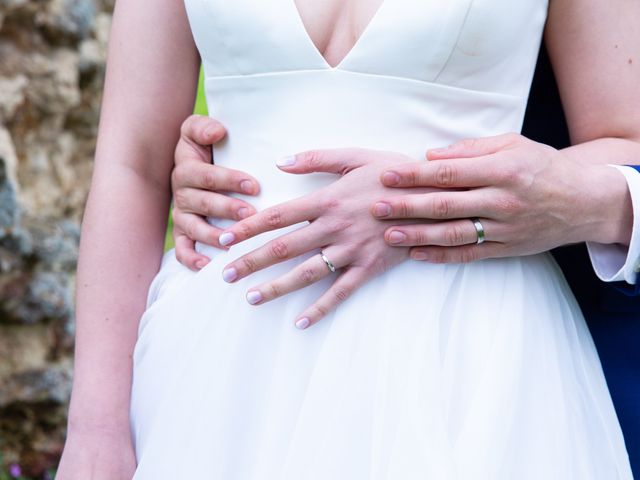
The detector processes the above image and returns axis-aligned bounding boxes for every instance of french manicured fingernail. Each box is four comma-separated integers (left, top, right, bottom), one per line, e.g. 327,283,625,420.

237,207,251,219
240,180,254,194
373,202,392,217
388,230,407,244
246,290,262,305
222,267,238,282
295,317,310,330
219,232,235,246
382,171,400,186
276,155,296,167
412,251,429,261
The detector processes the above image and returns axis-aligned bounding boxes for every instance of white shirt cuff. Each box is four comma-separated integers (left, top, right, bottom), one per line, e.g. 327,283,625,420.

586,165,640,284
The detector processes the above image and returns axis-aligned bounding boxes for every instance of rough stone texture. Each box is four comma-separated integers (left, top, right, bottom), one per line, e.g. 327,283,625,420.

0,0,111,475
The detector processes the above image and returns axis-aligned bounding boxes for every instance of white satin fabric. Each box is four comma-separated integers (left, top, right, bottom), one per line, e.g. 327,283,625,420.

129,0,633,477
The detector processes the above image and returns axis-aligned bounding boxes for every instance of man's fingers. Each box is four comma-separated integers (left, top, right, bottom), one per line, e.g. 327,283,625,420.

174,188,257,221
293,265,368,329
276,148,372,175
384,218,500,247
217,196,321,247
379,157,505,189
425,133,522,161
172,162,260,195
409,242,505,264
179,114,227,146
372,191,493,220
174,234,211,271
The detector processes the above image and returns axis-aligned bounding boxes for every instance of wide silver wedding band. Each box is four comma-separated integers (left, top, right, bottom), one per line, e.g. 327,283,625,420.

320,251,337,273
470,217,486,244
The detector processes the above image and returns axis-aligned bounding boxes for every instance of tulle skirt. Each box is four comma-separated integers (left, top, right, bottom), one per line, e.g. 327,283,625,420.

129,233,632,479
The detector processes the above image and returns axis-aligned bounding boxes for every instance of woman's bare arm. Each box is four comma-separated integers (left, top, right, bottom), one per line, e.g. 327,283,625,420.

59,0,199,472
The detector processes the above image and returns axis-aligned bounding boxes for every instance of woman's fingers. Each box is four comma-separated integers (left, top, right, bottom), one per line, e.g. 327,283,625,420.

276,147,371,175
243,248,348,306
172,161,260,195
372,191,493,220
174,188,257,220
294,265,369,329
218,196,322,247
384,218,500,247
221,224,329,282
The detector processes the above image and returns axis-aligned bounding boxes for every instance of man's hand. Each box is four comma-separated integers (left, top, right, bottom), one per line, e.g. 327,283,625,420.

172,115,261,270
372,133,633,263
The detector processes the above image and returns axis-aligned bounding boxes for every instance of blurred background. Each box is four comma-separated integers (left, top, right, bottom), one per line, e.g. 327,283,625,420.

0,0,206,476
0,0,591,477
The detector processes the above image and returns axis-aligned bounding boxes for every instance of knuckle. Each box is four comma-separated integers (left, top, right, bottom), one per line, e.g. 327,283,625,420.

460,247,478,264
312,302,329,318
405,168,419,186
430,249,448,264
495,195,521,217
413,228,429,245
173,188,189,208
267,283,282,299
265,207,284,227
433,196,453,218
241,255,259,273
303,150,323,170
497,163,520,184
198,195,214,216
299,267,317,284
445,225,466,245
202,170,219,190
397,199,413,217
237,222,254,239
268,240,289,260
434,163,457,187
319,196,341,212
325,219,352,235
333,286,351,303
184,220,198,240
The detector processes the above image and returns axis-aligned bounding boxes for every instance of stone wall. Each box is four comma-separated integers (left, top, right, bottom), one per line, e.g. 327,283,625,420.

0,0,112,475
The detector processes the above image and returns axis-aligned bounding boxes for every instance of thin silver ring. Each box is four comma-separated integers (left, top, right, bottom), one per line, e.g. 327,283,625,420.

320,251,336,273
470,218,486,244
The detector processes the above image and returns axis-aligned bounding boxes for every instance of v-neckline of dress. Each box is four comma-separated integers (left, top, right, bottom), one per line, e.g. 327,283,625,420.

288,0,389,71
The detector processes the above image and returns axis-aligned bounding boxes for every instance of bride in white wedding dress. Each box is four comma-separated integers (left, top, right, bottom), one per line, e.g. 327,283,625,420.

57,0,637,478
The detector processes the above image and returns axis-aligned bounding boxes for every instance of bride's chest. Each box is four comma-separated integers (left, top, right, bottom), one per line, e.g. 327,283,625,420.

185,0,548,94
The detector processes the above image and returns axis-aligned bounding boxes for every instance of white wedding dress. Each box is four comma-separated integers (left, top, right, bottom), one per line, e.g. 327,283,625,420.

129,0,633,478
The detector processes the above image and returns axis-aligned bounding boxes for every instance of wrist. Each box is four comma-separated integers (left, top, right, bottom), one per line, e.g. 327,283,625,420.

580,164,633,245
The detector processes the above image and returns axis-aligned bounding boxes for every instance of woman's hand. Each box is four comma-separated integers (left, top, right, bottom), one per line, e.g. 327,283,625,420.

372,133,633,263
56,430,137,480
171,114,261,270
217,148,429,329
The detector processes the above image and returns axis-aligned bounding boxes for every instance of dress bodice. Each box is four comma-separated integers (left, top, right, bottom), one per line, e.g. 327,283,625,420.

183,0,549,208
